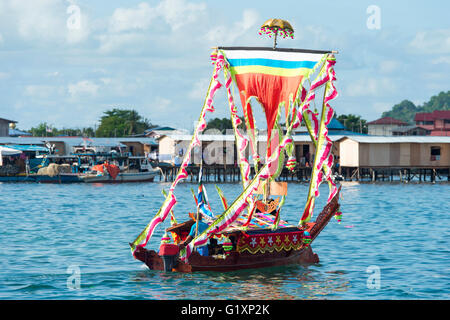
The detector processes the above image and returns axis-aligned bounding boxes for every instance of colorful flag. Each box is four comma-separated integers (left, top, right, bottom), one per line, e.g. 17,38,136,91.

215,185,228,210
197,183,215,220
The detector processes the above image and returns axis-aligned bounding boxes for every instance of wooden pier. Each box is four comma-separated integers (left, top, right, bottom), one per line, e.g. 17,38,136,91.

339,166,450,183
158,164,313,183
157,164,450,183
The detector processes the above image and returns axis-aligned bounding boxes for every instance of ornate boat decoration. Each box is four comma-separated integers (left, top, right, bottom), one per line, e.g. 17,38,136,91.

130,19,342,272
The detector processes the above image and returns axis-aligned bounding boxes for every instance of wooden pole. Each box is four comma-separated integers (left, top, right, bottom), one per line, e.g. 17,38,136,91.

273,30,278,49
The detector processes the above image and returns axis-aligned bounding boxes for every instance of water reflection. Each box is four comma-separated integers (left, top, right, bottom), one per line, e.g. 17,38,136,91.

129,264,350,300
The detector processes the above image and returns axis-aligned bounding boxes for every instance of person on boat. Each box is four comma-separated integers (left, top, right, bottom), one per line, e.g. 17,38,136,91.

178,214,209,256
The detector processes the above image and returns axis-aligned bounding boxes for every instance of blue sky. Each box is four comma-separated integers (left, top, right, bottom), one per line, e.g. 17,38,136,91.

0,0,449,131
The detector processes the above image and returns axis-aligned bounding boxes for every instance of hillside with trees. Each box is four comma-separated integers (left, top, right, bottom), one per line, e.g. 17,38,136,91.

381,90,450,124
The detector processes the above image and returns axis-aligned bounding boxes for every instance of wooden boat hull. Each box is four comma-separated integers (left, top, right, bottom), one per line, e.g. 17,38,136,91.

133,188,340,272
0,173,83,183
80,170,158,183
134,245,319,272
34,173,84,183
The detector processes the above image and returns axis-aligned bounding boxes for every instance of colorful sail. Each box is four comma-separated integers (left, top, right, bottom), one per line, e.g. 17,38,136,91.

220,47,327,160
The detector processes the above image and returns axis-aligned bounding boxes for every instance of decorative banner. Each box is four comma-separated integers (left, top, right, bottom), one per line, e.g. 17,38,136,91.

243,97,260,171
215,184,229,210
130,53,224,255
300,55,338,225
219,54,251,188
162,189,177,226
237,230,304,254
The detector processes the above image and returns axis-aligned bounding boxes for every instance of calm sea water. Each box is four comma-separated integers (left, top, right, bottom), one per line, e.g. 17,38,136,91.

0,180,449,300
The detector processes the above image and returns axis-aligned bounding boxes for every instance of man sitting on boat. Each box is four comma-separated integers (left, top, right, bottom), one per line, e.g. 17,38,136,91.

178,214,210,256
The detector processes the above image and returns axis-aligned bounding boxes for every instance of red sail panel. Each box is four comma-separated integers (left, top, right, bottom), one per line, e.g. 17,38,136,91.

223,48,326,160
235,73,304,157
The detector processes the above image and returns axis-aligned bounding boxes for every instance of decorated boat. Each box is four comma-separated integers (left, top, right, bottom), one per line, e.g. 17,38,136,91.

130,19,342,272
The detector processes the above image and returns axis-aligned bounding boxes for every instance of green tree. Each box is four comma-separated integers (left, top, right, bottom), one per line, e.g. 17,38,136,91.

336,114,368,134
95,108,155,137
29,123,98,137
206,117,245,133
30,122,55,137
54,127,96,137
81,127,96,137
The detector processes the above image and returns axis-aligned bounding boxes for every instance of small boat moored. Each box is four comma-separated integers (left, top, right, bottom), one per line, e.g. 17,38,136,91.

80,158,159,183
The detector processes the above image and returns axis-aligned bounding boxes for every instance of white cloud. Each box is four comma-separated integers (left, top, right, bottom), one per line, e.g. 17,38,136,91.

156,0,206,31
205,9,259,45
410,29,450,54
101,0,207,53
108,0,206,33
46,71,60,77
4,0,67,42
188,78,210,100
109,2,156,33
98,77,145,97
153,97,171,111
0,0,89,44
100,78,112,85
97,33,147,54
68,80,99,97
347,77,397,97
372,102,394,114
25,85,63,98
379,60,399,74
431,56,450,65
0,72,10,80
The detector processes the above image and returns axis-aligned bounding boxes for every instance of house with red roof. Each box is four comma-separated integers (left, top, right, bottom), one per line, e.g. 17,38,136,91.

367,116,409,136
414,110,450,136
